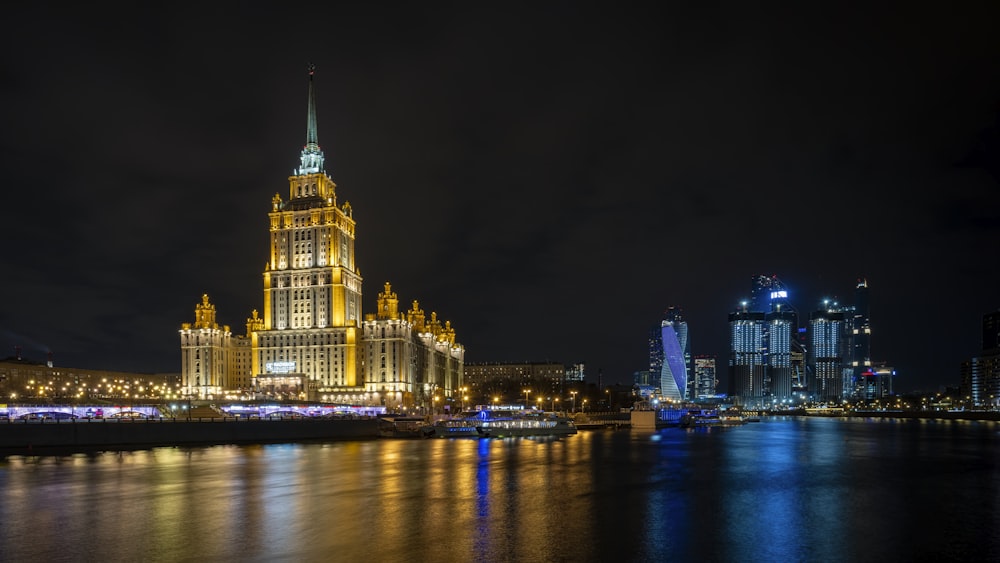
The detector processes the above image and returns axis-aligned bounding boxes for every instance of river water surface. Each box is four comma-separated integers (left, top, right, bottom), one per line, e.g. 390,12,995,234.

1,416,998,562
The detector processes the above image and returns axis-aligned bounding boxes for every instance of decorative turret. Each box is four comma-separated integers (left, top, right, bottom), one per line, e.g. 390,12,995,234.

407,300,426,332
246,309,264,336
193,294,218,329
376,281,400,320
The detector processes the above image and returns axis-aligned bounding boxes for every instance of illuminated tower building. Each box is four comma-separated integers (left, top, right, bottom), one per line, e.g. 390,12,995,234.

250,65,363,400
766,307,795,404
728,304,766,408
179,66,463,406
736,275,799,406
648,325,664,392
652,307,689,402
961,310,1000,407
849,278,873,397
809,302,845,402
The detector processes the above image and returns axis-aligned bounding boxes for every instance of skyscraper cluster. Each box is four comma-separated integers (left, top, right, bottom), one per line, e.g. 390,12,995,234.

650,275,892,409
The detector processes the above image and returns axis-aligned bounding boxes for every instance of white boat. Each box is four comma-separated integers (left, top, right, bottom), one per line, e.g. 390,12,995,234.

473,410,577,438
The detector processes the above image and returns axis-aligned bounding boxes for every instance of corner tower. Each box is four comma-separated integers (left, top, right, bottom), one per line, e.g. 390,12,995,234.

254,65,364,398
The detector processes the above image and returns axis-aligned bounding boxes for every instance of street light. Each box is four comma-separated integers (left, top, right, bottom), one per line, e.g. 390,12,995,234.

570,391,578,413
524,388,531,406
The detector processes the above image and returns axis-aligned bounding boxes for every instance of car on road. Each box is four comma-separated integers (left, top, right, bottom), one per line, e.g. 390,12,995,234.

18,411,79,421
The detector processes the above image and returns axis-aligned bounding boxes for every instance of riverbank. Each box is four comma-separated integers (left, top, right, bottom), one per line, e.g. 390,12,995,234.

845,409,1000,422
0,417,380,455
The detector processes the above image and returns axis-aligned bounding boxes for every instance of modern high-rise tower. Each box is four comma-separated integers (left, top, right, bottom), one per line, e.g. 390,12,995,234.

849,278,873,395
766,307,795,404
730,275,799,407
728,305,766,408
651,307,690,402
809,303,845,402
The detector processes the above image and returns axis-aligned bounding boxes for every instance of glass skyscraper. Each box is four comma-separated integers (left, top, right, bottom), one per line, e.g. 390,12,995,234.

652,307,689,402
729,307,766,408
809,305,845,402
729,275,799,408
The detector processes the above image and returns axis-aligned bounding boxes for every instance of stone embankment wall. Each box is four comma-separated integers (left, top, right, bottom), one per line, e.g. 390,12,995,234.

0,418,380,453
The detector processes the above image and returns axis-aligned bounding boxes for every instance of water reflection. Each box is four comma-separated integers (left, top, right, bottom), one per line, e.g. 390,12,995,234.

1,418,999,562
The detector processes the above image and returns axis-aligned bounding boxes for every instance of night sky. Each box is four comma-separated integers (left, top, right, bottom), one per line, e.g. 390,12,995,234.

3,4,999,393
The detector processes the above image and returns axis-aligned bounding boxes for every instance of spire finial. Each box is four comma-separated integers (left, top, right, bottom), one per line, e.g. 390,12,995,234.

296,63,325,175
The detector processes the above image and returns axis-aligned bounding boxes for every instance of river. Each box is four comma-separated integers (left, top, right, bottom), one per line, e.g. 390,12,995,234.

1,415,998,562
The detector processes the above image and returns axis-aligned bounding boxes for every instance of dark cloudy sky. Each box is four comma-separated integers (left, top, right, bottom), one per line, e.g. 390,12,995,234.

2,3,999,393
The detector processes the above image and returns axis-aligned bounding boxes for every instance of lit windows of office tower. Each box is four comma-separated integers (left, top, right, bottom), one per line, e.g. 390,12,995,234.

693,355,717,399
743,274,800,406
849,278,874,398
655,307,690,402
729,303,766,408
963,310,1000,407
648,325,664,392
809,302,845,402
766,307,795,405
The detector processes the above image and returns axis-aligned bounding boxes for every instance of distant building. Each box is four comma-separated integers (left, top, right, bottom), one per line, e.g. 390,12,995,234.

633,370,653,386
463,361,567,404
0,357,179,401
848,279,874,395
960,309,1000,407
565,363,586,382
692,355,717,398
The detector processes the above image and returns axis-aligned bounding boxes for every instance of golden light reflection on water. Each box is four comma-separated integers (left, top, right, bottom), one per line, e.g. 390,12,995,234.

0,435,603,561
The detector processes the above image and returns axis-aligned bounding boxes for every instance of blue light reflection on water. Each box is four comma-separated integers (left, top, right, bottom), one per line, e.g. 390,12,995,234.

1,417,999,562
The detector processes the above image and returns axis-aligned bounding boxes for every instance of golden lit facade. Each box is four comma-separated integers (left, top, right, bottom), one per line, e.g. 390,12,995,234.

361,282,465,409
253,67,363,398
178,67,463,405
179,294,231,397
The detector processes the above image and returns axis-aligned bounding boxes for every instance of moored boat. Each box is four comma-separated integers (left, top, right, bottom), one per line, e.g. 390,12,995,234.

422,417,480,438
679,411,747,428
474,410,577,438
377,416,429,438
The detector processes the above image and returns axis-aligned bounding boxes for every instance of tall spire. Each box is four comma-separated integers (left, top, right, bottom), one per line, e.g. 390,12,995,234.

297,63,325,175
